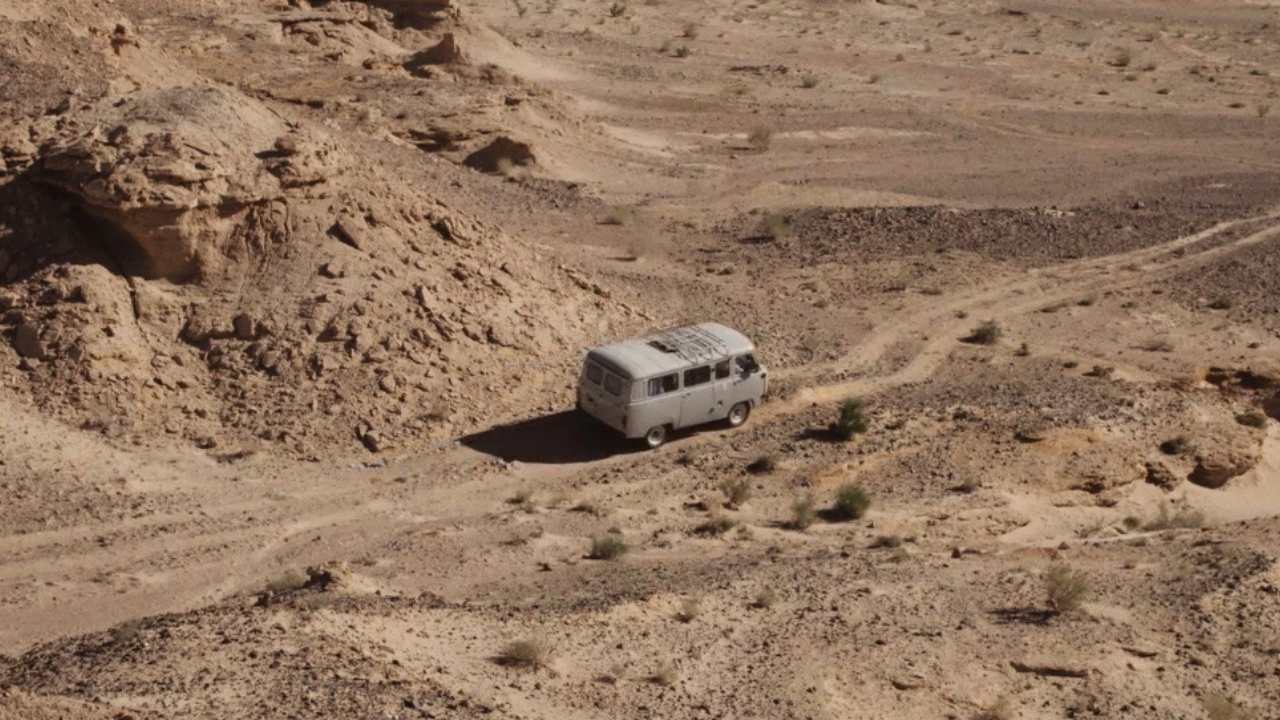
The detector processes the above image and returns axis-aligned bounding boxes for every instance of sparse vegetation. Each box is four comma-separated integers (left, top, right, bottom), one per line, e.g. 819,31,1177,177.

509,488,535,511
1139,339,1174,352
498,638,552,669
1208,296,1234,310
761,212,791,239
800,74,820,88
608,1,626,18
745,455,778,475
651,661,680,686
600,206,635,225
752,587,777,609
694,510,737,536
964,320,1002,345
672,45,691,58
789,492,817,531
1084,364,1116,379
675,597,701,623
589,534,628,560
1144,501,1205,531
834,397,869,441
869,534,902,549
1044,564,1090,615
747,125,773,151
830,483,872,521
681,22,699,39
719,476,753,508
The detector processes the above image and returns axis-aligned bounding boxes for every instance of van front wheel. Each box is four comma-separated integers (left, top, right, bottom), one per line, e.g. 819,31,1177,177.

643,425,668,449
727,402,751,428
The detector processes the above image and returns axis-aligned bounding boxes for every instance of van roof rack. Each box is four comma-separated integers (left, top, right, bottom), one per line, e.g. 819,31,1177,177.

647,325,730,365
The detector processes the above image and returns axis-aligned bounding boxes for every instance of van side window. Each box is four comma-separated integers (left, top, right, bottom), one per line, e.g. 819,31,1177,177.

684,366,712,387
714,359,731,379
648,373,679,396
586,363,603,385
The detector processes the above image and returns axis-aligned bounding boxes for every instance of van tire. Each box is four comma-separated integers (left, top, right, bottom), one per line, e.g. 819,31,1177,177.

727,402,751,428
643,425,668,449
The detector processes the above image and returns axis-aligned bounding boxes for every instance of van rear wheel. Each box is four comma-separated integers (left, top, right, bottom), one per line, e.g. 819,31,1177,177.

643,425,668,449
727,402,751,428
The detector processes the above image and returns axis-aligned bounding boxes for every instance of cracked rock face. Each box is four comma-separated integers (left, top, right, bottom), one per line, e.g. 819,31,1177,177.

34,86,348,281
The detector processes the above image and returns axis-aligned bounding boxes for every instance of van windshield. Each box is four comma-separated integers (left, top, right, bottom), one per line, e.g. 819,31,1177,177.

603,373,624,396
585,363,603,385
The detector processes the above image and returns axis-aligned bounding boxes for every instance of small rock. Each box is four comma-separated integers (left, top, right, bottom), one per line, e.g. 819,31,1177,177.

13,321,46,359
233,313,256,340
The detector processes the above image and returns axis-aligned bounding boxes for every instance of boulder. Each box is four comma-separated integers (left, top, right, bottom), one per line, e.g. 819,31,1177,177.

1265,392,1280,422
463,136,536,173
1188,453,1256,489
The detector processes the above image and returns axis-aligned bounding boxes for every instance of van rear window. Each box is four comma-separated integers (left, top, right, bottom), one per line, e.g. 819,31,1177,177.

603,373,623,396
586,363,603,385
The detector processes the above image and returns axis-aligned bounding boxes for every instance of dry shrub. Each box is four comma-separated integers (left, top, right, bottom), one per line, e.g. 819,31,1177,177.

752,587,777,608
498,638,552,668
720,476,753,508
789,492,817,530
675,597,701,623
651,661,680,686
1044,564,1089,614
747,126,773,150
761,212,792,239
964,320,1002,345
589,534,628,560
746,455,777,475
1144,501,1205,531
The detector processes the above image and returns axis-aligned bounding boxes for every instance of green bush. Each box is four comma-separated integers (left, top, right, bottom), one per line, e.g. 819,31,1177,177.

834,398,868,441
831,483,871,521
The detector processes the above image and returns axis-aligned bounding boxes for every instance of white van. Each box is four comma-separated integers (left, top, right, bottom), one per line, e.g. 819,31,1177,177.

577,323,768,448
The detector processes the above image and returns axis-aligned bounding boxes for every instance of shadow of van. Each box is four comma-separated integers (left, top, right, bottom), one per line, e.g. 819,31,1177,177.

460,410,645,464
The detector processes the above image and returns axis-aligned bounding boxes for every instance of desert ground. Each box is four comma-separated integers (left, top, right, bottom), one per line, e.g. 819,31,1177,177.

2,0,1280,718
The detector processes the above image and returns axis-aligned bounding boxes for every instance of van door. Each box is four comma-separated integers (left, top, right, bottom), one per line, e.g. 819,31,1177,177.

677,365,717,428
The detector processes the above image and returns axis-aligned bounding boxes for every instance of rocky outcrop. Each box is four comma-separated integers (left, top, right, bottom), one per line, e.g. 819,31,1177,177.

33,86,348,281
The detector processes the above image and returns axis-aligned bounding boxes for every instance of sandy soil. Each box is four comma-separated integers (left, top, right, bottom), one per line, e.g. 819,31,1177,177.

2,1,1280,719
